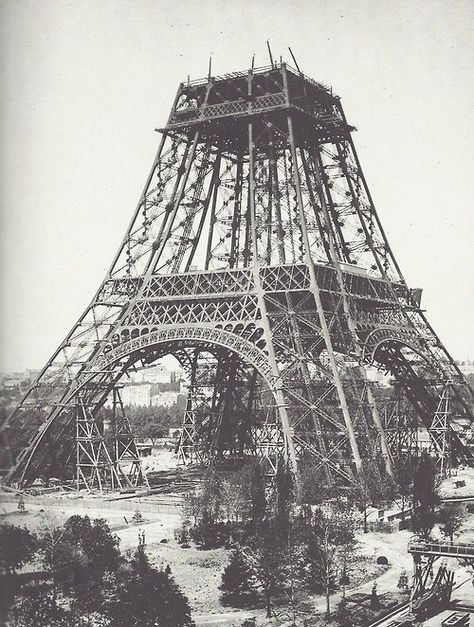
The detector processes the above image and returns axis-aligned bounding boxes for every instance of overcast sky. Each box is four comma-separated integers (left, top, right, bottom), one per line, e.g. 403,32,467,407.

0,0,473,372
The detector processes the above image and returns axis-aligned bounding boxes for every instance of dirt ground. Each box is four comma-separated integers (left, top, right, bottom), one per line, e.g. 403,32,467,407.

440,465,474,499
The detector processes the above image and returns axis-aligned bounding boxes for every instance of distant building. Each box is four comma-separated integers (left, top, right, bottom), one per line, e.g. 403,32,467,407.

151,390,179,407
120,383,152,407
127,364,184,385
457,360,474,376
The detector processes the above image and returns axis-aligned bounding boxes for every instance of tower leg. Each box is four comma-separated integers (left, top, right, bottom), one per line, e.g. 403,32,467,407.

75,392,121,492
112,388,148,489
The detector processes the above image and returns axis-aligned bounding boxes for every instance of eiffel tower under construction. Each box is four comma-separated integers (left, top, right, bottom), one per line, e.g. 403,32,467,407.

1,56,473,491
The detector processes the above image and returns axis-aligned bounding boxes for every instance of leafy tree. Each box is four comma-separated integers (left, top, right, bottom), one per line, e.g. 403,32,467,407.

220,547,258,608
182,462,268,531
243,517,286,618
122,402,185,442
349,464,394,533
298,457,328,505
0,524,37,574
220,472,246,522
411,454,439,539
200,469,224,523
182,489,204,526
38,519,70,599
438,504,465,542
40,515,121,612
141,422,167,443
106,548,193,627
392,457,415,521
303,507,356,619
8,584,71,627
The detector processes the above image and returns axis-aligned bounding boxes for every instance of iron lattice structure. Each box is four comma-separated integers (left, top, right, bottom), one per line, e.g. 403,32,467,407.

1,61,473,489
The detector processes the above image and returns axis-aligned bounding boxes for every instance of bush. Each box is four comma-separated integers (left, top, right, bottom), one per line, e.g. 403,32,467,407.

376,555,389,565
190,520,236,549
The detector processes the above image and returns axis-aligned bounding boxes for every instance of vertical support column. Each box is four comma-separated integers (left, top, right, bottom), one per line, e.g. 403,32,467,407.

205,166,221,269
281,75,363,474
303,146,394,476
268,130,286,265
429,381,452,477
112,387,148,488
76,396,81,492
229,153,244,268
247,69,298,474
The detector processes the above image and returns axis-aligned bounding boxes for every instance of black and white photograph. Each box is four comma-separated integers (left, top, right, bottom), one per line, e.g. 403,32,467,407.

1,2,473,626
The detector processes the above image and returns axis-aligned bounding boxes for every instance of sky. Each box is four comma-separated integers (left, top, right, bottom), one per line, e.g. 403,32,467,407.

0,0,473,372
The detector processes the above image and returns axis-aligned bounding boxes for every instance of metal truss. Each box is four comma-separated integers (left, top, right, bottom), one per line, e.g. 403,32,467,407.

75,393,121,492
381,384,422,461
111,388,148,489
429,382,454,476
1,61,473,491
408,541,473,602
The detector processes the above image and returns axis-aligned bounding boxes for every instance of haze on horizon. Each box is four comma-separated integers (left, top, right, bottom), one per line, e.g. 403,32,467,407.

0,0,473,373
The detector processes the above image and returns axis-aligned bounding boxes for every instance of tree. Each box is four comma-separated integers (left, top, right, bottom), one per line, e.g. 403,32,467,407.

393,457,415,521
182,489,204,526
106,548,193,627
438,504,465,542
40,515,121,612
0,524,37,575
240,460,266,522
220,473,245,522
349,465,394,533
335,598,351,627
244,517,286,618
298,457,328,505
370,582,380,610
38,518,70,599
182,462,267,529
8,584,71,627
303,507,356,619
220,547,258,608
200,469,224,523
411,454,439,539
